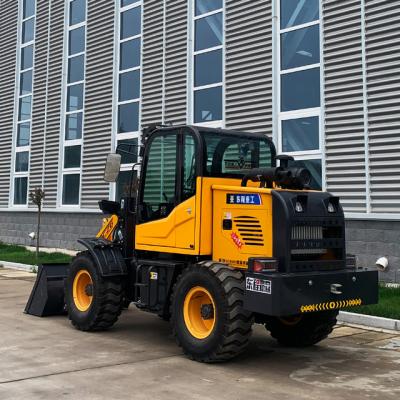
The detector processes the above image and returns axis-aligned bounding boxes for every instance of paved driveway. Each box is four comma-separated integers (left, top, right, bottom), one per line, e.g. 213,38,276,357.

0,268,399,400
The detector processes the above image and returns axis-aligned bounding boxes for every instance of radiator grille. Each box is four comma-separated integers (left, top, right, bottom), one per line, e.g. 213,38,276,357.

233,216,264,246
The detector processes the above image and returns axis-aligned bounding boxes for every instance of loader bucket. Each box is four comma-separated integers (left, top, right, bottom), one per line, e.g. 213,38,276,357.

25,263,69,317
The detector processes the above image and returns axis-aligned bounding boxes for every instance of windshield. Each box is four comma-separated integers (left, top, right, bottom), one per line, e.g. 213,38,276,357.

202,131,275,177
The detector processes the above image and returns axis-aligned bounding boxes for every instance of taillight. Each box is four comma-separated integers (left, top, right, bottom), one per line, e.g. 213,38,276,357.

250,258,278,273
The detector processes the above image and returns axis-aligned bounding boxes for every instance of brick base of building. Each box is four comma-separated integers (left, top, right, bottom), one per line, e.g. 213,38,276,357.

0,211,102,251
0,211,399,282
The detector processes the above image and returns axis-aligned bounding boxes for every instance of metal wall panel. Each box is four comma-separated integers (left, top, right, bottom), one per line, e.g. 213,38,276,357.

225,0,273,134
29,1,50,199
0,2,18,207
42,0,65,207
323,0,367,213
365,0,400,213
141,0,164,127
81,0,115,208
164,0,188,125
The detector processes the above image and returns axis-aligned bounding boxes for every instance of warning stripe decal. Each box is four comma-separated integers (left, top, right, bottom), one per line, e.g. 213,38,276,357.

300,299,362,313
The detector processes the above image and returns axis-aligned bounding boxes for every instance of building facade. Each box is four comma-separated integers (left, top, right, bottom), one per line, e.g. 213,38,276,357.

0,0,399,281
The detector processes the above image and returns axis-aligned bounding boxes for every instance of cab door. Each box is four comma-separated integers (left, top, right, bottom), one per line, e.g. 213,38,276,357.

136,132,178,248
135,129,199,251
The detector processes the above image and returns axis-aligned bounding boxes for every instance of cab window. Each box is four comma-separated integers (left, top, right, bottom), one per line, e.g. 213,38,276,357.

141,133,177,222
202,132,274,177
182,134,197,200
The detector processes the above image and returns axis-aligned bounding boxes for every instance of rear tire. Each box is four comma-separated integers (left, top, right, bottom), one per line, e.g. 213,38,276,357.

170,262,253,363
265,310,338,347
65,252,123,331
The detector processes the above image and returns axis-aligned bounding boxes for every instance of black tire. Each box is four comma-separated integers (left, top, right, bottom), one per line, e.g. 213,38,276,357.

65,251,123,331
265,310,338,347
170,262,253,363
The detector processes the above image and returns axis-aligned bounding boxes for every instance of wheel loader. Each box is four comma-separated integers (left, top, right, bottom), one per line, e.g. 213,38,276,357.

26,125,378,362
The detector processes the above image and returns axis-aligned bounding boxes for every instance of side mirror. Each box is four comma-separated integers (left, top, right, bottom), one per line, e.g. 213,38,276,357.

104,153,121,183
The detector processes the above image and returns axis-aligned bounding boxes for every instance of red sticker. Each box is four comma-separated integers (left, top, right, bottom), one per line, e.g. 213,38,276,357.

231,232,243,249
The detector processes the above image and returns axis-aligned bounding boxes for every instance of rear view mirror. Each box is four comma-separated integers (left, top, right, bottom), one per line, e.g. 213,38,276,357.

104,153,121,183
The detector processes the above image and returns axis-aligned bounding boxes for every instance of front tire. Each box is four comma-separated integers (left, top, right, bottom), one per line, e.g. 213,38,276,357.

170,262,253,363
65,252,123,331
265,310,338,347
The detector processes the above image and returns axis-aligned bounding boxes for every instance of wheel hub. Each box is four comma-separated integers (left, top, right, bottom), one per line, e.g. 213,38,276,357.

200,304,214,320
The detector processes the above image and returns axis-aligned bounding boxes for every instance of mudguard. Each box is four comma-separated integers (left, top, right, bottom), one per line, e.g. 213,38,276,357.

78,238,128,277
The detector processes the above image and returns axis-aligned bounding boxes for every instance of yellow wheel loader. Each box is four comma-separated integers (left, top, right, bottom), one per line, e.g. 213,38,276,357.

26,125,378,362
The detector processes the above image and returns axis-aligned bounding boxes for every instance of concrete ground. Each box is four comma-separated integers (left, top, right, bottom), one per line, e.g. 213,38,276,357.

1,268,399,400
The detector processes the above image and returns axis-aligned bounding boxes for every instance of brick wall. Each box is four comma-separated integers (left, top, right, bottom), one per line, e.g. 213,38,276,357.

0,211,102,250
346,219,400,283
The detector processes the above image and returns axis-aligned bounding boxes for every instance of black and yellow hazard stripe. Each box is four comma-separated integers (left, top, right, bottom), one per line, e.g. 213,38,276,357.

300,299,362,313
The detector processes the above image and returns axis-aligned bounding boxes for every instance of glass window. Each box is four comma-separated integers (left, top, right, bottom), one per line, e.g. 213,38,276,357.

20,70,33,95
22,18,34,44
19,96,32,121
64,145,81,168
23,0,35,19
281,68,320,112
182,135,197,200
21,45,33,70
142,134,177,222
119,70,140,102
116,170,137,200
117,138,138,164
120,38,141,70
65,112,83,140
15,152,29,172
118,102,139,133
69,27,85,55
62,174,80,205
202,132,274,176
68,55,85,83
195,13,223,51
281,0,319,29
281,25,319,70
14,177,28,205
121,6,141,40
282,117,319,152
291,159,322,190
195,0,223,16
67,84,84,112
194,49,222,87
121,0,139,6
194,86,222,123
17,122,31,147
70,0,86,26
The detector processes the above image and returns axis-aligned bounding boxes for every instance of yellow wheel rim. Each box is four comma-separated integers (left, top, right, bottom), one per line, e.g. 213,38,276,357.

183,286,216,339
72,269,93,312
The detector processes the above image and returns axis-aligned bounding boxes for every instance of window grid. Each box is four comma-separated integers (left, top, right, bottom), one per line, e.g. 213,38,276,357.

277,0,323,189
60,0,87,206
12,0,37,206
113,0,142,199
191,0,225,127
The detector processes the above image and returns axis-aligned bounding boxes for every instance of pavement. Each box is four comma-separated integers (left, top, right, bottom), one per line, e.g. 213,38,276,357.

0,268,399,400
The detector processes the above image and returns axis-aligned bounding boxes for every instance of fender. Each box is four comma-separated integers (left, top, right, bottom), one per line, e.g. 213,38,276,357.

78,238,128,277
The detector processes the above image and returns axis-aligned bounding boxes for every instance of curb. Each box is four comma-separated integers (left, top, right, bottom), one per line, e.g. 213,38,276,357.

0,260,34,272
338,311,400,331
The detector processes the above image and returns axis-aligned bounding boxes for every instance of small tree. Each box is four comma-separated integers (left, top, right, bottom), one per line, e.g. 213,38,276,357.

29,187,45,262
